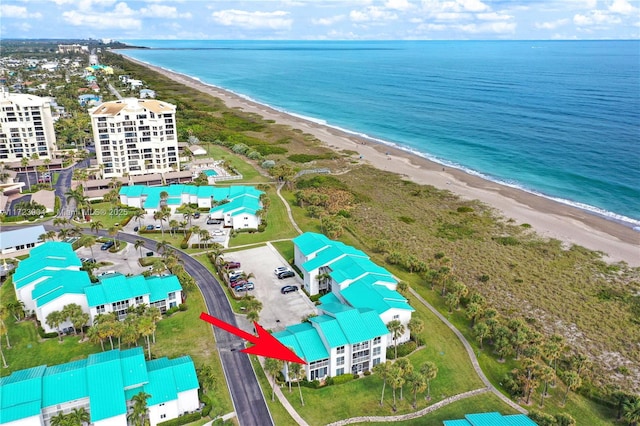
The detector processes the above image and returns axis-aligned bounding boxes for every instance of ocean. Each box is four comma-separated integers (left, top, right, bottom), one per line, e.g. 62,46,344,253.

120,40,640,225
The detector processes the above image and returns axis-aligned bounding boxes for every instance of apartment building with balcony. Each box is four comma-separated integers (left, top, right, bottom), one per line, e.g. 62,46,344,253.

89,98,179,178
0,89,57,161
274,233,415,381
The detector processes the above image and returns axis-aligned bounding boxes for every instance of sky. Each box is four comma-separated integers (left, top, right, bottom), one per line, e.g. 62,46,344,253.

1,0,638,41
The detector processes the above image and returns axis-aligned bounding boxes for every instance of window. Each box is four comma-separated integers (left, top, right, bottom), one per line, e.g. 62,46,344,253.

135,296,144,304
336,346,345,355
96,305,105,314
393,314,400,320
373,358,381,367
159,403,165,407
160,414,166,419
373,347,381,356
373,336,381,345
336,368,344,376
336,356,344,366
168,292,176,300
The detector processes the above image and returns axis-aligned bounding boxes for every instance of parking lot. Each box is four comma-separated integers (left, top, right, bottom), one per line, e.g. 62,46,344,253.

224,245,317,332
75,242,152,276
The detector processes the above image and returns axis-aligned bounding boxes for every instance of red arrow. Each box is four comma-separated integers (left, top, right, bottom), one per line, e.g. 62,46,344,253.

199,312,306,364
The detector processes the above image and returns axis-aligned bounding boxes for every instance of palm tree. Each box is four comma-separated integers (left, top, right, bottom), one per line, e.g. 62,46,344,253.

407,317,424,343
395,357,413,400
373,360,391,406
21,157,31,190
420,361,438,400
156,240,169,256
153,210,163,234
0,322,7,367
624,397,640,426
289,361,305,406
46,310,64,342
161,209,171,234
264,358,283,402
562,371,582,406
388,363,404,412
159,190,169,208
128,391,151,426
108,226,120,251
191,225,201,242
46,229,58,241
0,315,9,351
386,319,404,359
199,229,210,246
133,209,145,228
65,187,87,220
473,321,490,349
50,411,68,426
406,371,427,409
138,316,155,359
87,325,104,351
90,220,104,235
145,307,161,344
169,219,179,237
70,407,90,426
6,300,25,322
135,239,145,257
539,365,555,407
83,236,96,258
179,220,188,236
72,312,90,339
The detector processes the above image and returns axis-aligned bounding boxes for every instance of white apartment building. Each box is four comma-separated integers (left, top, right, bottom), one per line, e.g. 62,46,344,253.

0,89,57,161
89,98,179,178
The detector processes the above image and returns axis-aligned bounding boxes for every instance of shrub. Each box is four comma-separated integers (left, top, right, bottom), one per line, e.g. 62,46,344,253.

398,216,415,224
332,373,355,385
352,373,360,380
38,326,59,339
363,370,371,376
247,151,262,160
493,236,520,246
456,206,474,213
299,379,321,388
386,341,417,359
179,304,188,311
234,228,258,234
165,306,180,316
157,412,202,426
324,376,334,386
261,160,276,169
180,242,189,249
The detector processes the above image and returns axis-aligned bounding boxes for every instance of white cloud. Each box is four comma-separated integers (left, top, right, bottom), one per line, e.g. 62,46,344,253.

422,0,489,13
0,4,42,19
212,10,293,30
385,0,415,11
457,0,489,12
312,15,346,26
140,4,191,19
350,6,398,22
535,18,569,30
62,9,141,30
454,21,516,33
574,10,621,26
609,0,637,15
476,12,512,21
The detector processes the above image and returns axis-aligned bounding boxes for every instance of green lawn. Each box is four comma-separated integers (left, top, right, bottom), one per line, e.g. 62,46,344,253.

271,240,295,264
354,392,519,425
229,191,298,247
202,143,268,183
78,202,134,229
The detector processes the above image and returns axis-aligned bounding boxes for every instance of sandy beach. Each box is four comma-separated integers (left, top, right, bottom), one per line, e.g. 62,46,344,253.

123,55,639,266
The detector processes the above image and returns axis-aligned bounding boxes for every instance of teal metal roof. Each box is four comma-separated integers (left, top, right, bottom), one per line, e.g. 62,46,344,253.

42,360,88,407
341,281,413,315
145,275,182,303
309,315,348,348
0,366,45,423
292,233,331,256
85,275,150,307
86,351,127,421
318,292,341,305
13,242,80,287
32,270,92,307
120,347,148,389
329,255,392,284
120,184,263,212
0,349,198,424
443,412,538,426
209,195,261,216
273,323,329,362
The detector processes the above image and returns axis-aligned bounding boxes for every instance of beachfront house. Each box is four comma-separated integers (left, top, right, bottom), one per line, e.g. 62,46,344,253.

273,233,414,381
0,348,200,426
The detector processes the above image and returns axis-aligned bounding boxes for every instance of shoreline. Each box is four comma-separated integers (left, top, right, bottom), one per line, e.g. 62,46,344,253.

119,53,640,266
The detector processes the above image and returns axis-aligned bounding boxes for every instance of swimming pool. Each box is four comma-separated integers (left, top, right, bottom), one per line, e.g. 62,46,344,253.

203,170,218,177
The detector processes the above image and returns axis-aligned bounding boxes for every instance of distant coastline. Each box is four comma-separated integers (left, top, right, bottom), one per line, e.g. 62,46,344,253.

114,51,640,266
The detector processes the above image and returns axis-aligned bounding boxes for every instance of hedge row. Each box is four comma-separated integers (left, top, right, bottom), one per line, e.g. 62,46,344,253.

386,340,417,359
157,412,202,426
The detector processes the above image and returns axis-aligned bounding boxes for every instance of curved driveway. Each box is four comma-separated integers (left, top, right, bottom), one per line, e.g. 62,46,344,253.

41,226,273,426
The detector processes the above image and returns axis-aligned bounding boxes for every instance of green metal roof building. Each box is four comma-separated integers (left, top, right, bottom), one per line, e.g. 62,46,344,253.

0,348,200,426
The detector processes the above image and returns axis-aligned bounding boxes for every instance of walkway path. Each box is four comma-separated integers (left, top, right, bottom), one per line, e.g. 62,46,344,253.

276,182,302,235
326,388,490,426
259,357,311,426
408,288,527,415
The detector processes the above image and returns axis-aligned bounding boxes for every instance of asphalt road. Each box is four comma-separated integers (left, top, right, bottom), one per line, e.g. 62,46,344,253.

98,230,274,426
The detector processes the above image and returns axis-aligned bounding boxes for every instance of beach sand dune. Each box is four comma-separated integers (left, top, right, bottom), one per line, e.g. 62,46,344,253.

124,55,639,266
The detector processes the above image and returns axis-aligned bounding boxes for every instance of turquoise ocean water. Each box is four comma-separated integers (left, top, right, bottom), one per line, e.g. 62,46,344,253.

120,40,640,225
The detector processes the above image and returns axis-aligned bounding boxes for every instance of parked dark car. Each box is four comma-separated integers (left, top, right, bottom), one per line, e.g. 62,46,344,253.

225,261,241,269
277,270,296,279
146,225,154,230
80,257,96,264
133,226,139,232
230,280,247,288
234,285,247,292
281,285,298,294
229,275,245,284
207,218,222,225
100,241,114,251
193,212,201,219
